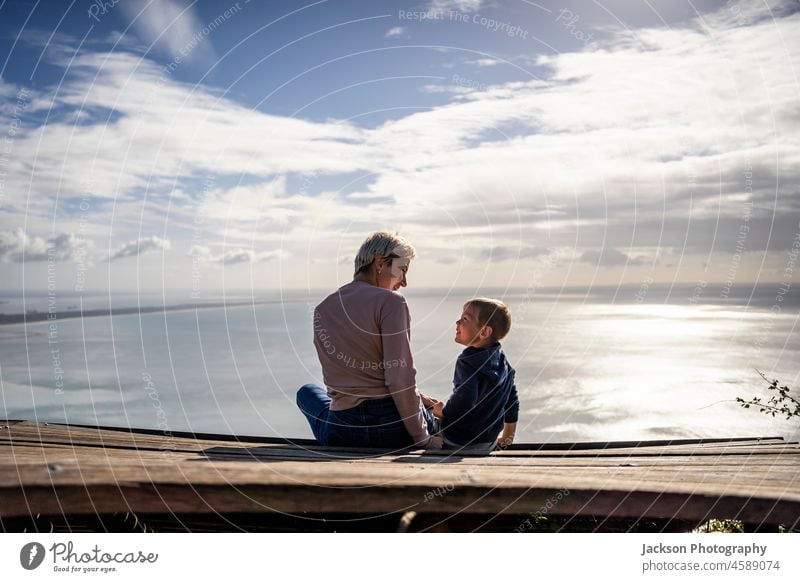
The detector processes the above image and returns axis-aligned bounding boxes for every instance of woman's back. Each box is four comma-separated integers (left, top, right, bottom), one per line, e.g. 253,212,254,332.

313,280,412,407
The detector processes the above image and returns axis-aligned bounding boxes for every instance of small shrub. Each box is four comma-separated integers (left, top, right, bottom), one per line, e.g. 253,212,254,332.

737,371,800,422
694,519,744,533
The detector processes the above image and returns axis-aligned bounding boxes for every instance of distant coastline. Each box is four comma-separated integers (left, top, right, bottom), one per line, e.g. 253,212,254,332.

0,282,796,325
0,301,276,326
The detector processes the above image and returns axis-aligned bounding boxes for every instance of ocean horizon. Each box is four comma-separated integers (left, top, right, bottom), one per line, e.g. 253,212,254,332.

1,282,798,444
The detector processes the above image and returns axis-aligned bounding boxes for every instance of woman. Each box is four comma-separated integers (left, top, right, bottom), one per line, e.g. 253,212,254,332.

297,231,443,450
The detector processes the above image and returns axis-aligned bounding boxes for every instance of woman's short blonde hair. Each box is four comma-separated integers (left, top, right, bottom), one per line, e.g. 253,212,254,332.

354,231,416,276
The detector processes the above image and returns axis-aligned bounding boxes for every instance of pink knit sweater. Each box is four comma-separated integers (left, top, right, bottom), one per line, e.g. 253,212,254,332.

312,280,430,445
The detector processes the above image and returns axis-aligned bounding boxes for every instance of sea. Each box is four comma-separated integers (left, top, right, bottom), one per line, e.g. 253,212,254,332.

1,283,798,444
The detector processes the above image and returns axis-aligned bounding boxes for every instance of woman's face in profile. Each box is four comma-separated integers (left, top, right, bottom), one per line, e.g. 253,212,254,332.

377,256,410,291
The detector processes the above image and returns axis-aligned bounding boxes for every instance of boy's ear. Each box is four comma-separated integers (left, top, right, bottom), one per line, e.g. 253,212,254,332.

479,325,493,340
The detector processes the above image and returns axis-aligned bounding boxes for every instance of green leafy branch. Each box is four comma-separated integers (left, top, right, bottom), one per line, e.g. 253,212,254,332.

736,371,800,421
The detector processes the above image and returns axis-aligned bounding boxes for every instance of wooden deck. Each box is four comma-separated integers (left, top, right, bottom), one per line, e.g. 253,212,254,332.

1,420,798,532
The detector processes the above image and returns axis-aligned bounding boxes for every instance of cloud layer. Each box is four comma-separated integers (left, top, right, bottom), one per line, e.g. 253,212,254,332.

1,0,798,291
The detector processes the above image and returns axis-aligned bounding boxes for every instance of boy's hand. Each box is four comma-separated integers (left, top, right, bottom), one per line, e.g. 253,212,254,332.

497,435,514,448
432,401,444,420
425,435,444,450
497,422,516,449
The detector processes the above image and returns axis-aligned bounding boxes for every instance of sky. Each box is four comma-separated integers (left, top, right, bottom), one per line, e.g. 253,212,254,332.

0,0,798,297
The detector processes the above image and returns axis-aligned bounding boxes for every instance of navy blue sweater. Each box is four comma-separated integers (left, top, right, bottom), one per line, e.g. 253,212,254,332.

441,343,520,446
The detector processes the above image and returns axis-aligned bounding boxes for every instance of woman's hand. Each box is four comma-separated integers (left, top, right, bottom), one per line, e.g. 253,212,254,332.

432,401,444,420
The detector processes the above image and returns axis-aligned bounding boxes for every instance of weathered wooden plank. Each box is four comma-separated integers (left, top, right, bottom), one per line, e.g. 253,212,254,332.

3,449,798,484
2,457,797,499
194,442,800,458
3,450,798,489
495,446,800,458
1,421,790,454
199,450,800,469
1,477,797,528
3,446,798,475
1,456,798,491
4,430,797,460
0,472,798,515
716,439,787,447
0,448,198,464
33,421,785,449
1,421,797,530
1,423,271,453
1,466,793,504
3,438,799,467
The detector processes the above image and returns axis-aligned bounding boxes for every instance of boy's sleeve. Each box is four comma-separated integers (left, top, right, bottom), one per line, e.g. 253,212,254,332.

504,371,520,423
442,358,480,421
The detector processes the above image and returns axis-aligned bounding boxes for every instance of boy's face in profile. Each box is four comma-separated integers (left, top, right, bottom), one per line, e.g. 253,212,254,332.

455,305,486,346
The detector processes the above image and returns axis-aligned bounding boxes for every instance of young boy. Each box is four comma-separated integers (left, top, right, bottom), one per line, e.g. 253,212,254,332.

431,297,519,450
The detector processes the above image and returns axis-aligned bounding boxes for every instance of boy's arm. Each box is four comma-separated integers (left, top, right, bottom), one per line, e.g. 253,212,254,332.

441,359,480,422
498,373,519,447
504,377,520,424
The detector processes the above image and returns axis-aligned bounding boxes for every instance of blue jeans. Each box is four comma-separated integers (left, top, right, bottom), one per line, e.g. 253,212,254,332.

296,383,437,449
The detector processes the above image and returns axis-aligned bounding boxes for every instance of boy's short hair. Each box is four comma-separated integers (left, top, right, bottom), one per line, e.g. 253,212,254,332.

465,297,512,341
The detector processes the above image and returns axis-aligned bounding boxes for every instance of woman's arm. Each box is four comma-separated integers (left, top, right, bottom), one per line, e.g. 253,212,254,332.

380,295,431,446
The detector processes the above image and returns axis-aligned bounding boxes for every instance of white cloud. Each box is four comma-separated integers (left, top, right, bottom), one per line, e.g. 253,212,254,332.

466,58,501,67
187,244,212,261
0,228,91,263
108,236,171,262
427,0,484,13
120,0,217,66
198,178,291,226
385,26,405,38
479,246,551,261
420,84,474,95
581,248,645,267
701,0,798,29
188,244,285,266
0,50,370,221
348,4,800,243
221,248,283,265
